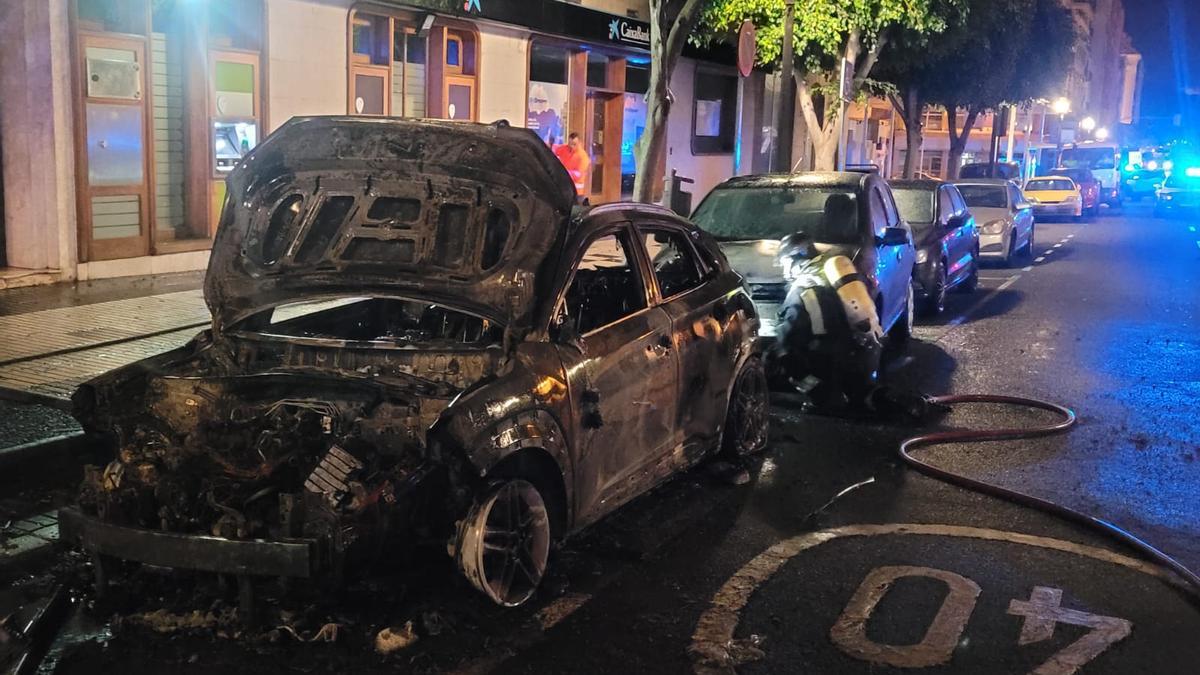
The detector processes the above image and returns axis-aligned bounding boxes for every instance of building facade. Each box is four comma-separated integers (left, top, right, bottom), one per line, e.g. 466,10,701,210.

0,0,766,287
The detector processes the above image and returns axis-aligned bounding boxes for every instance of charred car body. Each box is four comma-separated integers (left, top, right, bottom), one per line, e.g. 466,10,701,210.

60,117,767,608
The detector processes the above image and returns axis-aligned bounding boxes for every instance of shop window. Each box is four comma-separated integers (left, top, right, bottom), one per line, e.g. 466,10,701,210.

350,11,392,116
528,43,571,146
692,70,737,155
76,0,146,34
392,31,427,118
445,29,476,75
351,12,390,65
208,0,263,51
587,53,610,89
622,62,649,197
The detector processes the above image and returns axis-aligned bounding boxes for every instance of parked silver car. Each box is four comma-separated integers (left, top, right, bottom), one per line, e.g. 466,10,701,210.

952,179,1035,266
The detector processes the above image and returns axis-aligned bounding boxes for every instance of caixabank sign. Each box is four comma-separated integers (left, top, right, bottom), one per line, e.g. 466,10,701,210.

386,0,652,50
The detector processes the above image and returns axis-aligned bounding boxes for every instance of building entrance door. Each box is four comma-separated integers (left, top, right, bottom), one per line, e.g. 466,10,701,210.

76,34,151,261
587,91,621,203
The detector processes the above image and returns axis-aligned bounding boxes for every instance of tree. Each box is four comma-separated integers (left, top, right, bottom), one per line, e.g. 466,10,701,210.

632,0,710,203
699,0,954,170
872,0,967,178
917,0,1074,179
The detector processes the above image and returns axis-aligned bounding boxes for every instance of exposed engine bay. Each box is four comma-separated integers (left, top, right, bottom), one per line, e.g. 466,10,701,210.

73,297,506,578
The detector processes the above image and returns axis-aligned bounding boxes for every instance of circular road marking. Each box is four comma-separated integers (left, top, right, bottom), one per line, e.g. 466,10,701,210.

689,522,1191,674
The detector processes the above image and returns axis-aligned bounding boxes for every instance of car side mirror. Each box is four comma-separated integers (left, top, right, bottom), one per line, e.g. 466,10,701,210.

879,227,909,247
551,314,583,350
945,214,967,230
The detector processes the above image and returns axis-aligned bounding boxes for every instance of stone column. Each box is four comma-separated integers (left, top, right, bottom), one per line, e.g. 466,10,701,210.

0,0,78,277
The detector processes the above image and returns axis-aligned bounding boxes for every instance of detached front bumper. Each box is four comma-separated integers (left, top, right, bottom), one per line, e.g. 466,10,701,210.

58,507,323,578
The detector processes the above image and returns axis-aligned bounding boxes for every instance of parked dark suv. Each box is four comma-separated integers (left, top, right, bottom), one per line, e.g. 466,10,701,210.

59,117,767,610
890,180,980,315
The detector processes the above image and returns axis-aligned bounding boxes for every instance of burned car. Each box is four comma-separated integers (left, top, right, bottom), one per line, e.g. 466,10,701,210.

59,117,767,608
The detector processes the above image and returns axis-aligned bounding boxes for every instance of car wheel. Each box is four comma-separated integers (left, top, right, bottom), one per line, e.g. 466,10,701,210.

888,284,914,346
920,261,947,316
722,357,769,458
958,254,979,293
1003,233,1016,267
1023,225,1036,257
454,479,551,607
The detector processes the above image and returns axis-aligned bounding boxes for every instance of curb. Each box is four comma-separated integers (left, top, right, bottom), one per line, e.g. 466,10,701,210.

0,432,87,473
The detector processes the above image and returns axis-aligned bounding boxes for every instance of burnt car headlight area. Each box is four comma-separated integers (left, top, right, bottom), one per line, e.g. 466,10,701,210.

67,297,503,584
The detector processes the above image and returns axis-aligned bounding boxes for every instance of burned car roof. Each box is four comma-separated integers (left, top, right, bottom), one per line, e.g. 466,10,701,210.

205,117,577,331
713,171,872,191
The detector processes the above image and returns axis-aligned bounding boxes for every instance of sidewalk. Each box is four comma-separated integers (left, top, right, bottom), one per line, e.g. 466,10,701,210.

0,272,208,407
0,272,207,572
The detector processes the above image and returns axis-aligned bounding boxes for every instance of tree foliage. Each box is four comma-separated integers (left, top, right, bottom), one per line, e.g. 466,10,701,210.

876,0,1075,178
698,0,957,169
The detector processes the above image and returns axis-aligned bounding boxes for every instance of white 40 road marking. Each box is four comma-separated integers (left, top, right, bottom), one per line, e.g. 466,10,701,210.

830,566,1132,675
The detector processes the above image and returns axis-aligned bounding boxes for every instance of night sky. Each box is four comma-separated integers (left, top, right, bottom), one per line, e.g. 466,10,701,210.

1125,0,1200,139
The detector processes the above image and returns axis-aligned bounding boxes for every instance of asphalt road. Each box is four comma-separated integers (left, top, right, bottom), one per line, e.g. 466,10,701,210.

23,203,1200,673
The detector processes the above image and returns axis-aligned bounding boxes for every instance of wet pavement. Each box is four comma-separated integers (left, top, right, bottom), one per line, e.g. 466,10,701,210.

4,204,1200,673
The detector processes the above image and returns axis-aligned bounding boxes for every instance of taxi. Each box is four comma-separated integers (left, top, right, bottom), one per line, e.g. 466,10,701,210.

1023,176,1082,220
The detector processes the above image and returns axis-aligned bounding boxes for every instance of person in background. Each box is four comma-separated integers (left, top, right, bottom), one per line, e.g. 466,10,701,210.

554,132,591,204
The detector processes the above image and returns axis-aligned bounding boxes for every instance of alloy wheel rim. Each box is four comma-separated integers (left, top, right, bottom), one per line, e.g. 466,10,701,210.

732,364,769,454
473,480,550,606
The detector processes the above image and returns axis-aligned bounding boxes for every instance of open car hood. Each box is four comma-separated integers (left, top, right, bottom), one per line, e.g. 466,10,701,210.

205,117,576,331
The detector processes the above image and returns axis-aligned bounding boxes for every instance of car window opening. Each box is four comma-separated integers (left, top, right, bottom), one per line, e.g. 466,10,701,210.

692,187,860,244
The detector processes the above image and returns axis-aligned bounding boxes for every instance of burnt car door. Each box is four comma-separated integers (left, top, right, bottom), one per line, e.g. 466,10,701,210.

634,221,729,465
553,225,680,527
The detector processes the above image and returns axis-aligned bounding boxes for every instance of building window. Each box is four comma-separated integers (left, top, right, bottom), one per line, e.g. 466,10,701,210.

692,69,737,155
528,43,571,146
921,153,944,178
587,52,610,89
923,108,945,131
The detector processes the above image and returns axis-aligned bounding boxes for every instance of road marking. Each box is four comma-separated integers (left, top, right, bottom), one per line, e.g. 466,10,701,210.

1067,233,1075,239
1053,243,1063,248
1022,265,1033,272
997,274,1021,291
1008,586,1133,675
689,522,1185,674
830,566,980,668
1035,256,1046,263
1043,249,1055,256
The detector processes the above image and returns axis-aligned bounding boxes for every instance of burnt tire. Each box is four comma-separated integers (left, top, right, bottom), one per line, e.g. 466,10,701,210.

722,357,769,458
454,479,551,607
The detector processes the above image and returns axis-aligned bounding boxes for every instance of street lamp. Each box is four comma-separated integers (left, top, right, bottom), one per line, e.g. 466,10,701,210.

1095,127,1110,142
1080,116,1097,133
1052,97,1071,159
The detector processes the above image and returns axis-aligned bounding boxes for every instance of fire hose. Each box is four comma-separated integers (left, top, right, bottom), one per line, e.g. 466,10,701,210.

899,393,1200,596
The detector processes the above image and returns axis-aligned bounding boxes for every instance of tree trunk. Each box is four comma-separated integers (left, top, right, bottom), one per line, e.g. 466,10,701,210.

632,0,705,203
944,103,979,180
797,79,839,171
889,88,923,179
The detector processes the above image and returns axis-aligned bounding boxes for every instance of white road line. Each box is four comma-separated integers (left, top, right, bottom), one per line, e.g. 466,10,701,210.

1022,265,1033,272
1034,256,1046,262
997,275,1021,291
1067,234,1075,239
1053,243,1063,248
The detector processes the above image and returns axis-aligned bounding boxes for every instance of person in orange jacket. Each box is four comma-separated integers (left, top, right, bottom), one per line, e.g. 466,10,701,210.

554,132,591,203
